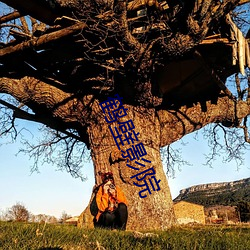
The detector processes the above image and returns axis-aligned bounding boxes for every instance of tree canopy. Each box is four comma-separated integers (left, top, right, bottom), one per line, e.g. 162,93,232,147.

0,0,249,176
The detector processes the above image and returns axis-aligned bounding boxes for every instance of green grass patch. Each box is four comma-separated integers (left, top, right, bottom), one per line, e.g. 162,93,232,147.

0,221,249,250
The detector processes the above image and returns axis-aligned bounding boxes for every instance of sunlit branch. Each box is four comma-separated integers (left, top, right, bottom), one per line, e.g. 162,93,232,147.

19,16,29,34
0,22,87,58
240,116,250,143
0,11,22,24
235,73,242,100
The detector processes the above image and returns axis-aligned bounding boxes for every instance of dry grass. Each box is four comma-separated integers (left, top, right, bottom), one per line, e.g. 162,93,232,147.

0,221,249,249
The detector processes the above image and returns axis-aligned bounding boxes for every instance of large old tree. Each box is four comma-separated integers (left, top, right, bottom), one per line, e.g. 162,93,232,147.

0,0,250,230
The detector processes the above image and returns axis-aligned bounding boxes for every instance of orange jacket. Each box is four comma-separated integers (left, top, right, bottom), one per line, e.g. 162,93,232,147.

95,185,127,221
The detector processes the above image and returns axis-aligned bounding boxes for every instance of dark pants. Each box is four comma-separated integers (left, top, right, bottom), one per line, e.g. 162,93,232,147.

97,203,128,230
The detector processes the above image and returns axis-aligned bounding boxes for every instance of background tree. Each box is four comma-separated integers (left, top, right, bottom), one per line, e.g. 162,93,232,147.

0,209,5,221
0,0,249,230
236,201,250,222
30,214,59,223
6,202,30,222
59,211,72,223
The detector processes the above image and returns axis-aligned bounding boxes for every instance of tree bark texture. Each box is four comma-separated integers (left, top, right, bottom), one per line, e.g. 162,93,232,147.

78,101,176,230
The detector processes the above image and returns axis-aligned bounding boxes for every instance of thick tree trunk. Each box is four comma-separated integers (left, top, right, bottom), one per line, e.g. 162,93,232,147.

78,100,176,230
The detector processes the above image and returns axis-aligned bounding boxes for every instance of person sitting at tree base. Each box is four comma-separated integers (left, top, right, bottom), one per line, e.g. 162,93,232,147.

95,172,128,230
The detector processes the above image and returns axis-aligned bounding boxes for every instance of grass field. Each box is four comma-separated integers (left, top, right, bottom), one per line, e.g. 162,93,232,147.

0,221,249,250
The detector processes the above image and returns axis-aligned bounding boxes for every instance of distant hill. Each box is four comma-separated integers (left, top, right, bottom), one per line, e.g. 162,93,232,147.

174,178,250,207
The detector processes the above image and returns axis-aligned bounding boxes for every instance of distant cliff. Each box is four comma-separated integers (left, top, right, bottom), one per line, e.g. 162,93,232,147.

174,178,250,206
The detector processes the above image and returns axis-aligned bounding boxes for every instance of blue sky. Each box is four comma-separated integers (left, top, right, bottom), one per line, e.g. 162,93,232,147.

0,119,249,218
0,121,95,218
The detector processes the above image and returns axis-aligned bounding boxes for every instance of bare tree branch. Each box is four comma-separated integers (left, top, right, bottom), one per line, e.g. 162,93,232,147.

203,123,249,168
161,143,191,178
19,127,89,180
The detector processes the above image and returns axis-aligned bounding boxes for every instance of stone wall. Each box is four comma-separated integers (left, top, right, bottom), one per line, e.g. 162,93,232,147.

174,201,205,224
